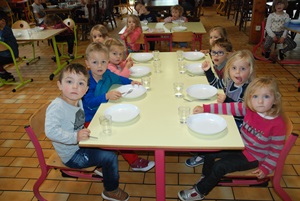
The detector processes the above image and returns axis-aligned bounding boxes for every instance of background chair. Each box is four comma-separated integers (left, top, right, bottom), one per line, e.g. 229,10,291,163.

0,41,33,92
218,115,298,201
102,0,117,30
12,20,40,65
113,0,133,19
171,31,196,52
24,102,103,201
124,33,145,56
238,0,253,31
56,18,84,60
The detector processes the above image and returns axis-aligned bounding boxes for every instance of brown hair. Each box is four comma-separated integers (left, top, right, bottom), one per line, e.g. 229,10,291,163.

171,5,184,16
58,63,89,85
44,14,62,26
127,14,141,28
90,24,109,41
272,0,288,12
211,38,233,52
85,42,109,60
223,49,256,86
244,77,282,116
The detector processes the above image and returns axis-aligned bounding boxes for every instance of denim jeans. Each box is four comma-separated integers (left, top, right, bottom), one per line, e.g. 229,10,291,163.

195,151,258,195
65,148,119,191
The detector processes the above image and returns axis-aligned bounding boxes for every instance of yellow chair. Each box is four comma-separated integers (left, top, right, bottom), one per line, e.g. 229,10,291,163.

0,41,33,92
171,31,195,52
56,18,84,60
12,20,40,65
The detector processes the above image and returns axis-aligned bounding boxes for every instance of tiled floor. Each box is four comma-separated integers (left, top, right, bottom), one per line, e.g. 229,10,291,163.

0,4,300,201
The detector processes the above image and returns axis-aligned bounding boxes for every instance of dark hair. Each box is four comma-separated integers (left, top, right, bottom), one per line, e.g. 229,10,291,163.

272,0,288,12
44,14,62,26
211,38,233,52
0,11,8,22
58,63,89,85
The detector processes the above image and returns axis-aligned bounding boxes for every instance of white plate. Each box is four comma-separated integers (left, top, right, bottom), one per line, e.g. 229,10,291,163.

141,20,148,25
187,113,227,135
47,5,57,8
130,66,151,77
186,84,217,99
142,26,149,31
104,104,140,122
117,84,147,99
33,27,44,32
13,32,22,38
290,20,300,25
183,52,205,60
131,53,153,62
172,26,187,31
172,20,184,24
185,63,204,75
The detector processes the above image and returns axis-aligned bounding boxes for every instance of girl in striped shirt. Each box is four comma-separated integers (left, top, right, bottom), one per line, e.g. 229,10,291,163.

178,77,286,201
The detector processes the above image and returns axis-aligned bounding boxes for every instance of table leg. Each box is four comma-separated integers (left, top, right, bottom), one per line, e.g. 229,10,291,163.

155,149,165,201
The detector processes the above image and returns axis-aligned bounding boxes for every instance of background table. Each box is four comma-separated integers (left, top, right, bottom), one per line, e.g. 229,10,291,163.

80,52,244,200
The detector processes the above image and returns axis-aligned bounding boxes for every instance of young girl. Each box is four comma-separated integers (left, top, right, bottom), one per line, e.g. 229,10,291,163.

90,24,110,44
43,14,74,60
120,15,142,52
164,5,188,23
105,38,133,78
201,25,228,54
264,0,297,60
185,50,255,168
178,77,286,200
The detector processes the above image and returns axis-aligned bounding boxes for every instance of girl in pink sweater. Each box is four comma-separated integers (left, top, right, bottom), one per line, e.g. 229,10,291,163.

105,38,133,78
178,77,286,201
120,15,142,52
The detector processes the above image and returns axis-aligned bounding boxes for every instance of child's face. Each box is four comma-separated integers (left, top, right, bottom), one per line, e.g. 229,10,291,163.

135,4,147,15
210,45,228,66
250,87,275,115
91,30,106,44
209,30,222,46
171,10,180,19
128,17,136,28
85,51,109,81
109,45,124,66
275,2,285,12
229,58,251,87
57,71,88,106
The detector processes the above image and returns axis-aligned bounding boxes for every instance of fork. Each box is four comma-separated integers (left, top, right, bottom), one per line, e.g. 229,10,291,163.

122,88,133,96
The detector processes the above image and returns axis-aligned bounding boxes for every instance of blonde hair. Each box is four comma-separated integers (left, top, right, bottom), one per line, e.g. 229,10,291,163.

223,49,256,86
104,38,125,51
244,77,282,116
85,42,109,60
171,5,184,16
127,15,141,28
209,26,228,41
90,24,109,41
272,0,288,12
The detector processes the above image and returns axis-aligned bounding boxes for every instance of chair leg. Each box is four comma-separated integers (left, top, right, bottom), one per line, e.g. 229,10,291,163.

33,168,49,201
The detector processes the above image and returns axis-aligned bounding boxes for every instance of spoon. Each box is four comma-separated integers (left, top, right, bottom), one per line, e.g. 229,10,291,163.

122,88,133,96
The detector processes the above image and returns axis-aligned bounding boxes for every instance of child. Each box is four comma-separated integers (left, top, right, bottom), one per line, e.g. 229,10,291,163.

43,14,75,60
120,15,142,52
0,11,17,80
105,38,133,78
164,5,188,23
134,2,158,50
264,0,297,60
178,77,286,200
90,24,110,44
82,42,155,172
185,50,255,168
45,63,129,201
201,26,228,54
32,0,46,25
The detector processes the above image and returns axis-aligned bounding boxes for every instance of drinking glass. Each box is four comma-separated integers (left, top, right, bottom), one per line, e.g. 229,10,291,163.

176,50,183,61
178,60,186,74
99,114,112,136
141,76,151,90
153,50,160,61
173,82,184,97
153,59,161,73
178,106,190,123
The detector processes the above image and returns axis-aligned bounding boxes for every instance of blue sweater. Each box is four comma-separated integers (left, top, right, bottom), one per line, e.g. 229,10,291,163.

0,25,19,58
83,70,132,122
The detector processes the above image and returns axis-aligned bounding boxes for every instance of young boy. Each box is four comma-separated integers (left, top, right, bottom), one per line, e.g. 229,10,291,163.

45,63,129,201
83,42,155,172
0,11,17,80
32,0,46,25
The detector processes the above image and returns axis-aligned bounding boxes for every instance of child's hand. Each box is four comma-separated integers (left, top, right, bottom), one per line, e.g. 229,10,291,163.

77,128,91,142
202,60,211,71
217,94,226,103
273,36,278,42
106,91,122,100
278,37,285,44
125,58,134,69
131,80,141,85
193,106,204,114
252,168,266,179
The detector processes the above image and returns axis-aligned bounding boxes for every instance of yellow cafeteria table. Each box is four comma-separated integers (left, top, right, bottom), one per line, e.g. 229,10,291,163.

79,52,244,200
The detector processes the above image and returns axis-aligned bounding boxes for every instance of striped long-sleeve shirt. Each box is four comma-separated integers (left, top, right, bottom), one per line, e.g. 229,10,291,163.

203,102,286,175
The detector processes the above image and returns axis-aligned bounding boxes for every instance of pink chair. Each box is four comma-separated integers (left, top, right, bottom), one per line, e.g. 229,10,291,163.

24,102,102,201
218,116,297,201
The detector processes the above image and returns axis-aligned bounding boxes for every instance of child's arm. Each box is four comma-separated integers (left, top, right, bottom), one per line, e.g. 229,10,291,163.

108,62,131,78
126,27,142,44
202,102,246,116
265,14,276,40
202,61,225,89
164,16,172,23
77,128,91,142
